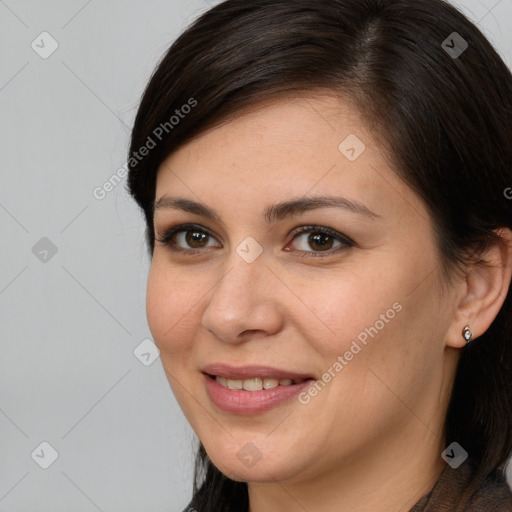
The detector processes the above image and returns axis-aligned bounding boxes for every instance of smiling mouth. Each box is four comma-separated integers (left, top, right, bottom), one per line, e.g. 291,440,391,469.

203,372,315,414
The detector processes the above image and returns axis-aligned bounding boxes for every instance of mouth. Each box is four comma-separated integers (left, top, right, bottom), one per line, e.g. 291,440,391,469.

201,364,315,414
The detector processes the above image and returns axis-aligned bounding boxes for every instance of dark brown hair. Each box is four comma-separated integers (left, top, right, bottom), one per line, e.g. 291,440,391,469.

127,0,512,509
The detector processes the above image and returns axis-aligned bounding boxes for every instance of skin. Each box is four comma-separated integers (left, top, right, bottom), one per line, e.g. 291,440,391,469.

146,93,512,512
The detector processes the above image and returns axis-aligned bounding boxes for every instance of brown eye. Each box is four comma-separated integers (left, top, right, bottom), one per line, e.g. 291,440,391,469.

307,232,335,251
184,230,210,248
156,224,221,252
288,226,354,257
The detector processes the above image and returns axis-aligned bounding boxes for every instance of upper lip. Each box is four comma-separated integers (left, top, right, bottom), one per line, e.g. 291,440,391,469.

202,363,314,381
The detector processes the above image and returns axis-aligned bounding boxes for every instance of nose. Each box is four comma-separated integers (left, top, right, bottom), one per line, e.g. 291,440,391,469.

200,250,284,344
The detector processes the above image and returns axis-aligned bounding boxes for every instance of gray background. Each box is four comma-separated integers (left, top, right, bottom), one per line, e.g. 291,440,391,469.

0,1,511,511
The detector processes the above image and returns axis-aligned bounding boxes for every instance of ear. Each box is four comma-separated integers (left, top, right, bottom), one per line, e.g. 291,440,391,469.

446,227,512,349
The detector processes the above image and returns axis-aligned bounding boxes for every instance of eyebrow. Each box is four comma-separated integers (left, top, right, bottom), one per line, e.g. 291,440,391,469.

153,195,380,223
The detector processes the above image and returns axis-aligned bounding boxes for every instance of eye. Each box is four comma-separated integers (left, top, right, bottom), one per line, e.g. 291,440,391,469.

155,224,221,254
286,226,354,257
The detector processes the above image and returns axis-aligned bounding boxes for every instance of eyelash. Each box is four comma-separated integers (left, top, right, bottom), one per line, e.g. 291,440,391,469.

155,223,355,258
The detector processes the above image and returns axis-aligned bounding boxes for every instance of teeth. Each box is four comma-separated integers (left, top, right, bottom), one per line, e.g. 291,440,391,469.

227,379,243,390
216,376,228,387
215,376,305,390
263,378,279,389
243,378,263,391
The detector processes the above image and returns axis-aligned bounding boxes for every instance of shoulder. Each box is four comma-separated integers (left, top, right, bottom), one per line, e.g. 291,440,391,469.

410,462,512,511
466,469,512,511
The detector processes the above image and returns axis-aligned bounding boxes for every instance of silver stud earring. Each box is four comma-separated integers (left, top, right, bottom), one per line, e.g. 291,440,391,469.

462,325,472,344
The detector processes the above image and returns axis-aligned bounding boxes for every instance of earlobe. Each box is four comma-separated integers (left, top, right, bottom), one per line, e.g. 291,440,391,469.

446,227,512,349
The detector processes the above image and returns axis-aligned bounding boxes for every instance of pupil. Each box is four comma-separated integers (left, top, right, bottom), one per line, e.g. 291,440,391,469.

187,231,207,248
309,232,332,251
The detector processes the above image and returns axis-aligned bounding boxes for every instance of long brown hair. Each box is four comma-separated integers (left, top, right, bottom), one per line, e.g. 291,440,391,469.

127,1,512,509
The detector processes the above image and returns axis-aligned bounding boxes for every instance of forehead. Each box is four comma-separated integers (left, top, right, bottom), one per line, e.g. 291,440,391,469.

160,93,367,167
154,94,422,224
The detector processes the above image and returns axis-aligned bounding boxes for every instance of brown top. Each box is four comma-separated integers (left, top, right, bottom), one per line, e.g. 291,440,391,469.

410,461,512,511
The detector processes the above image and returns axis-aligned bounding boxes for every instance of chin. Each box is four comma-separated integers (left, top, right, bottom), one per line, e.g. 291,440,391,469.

211,456,298,484
201,436,306,484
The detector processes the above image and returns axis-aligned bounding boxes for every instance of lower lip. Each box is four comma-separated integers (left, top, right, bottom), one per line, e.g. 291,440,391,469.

204,374,313,414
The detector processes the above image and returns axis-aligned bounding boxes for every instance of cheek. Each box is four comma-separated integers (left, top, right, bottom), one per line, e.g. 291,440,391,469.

146,261,200,357
288,264,401,357
294,252,440,403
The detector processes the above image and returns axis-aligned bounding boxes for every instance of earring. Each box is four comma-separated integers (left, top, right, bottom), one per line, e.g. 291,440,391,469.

462,325,472,344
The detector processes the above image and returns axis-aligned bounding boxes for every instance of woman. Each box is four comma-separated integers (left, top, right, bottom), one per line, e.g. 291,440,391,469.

126,0,512,510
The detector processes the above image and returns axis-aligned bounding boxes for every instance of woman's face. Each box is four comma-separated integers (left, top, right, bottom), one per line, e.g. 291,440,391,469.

147,94,460,485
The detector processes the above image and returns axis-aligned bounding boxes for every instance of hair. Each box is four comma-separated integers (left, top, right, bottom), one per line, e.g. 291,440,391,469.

126,0,512,509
